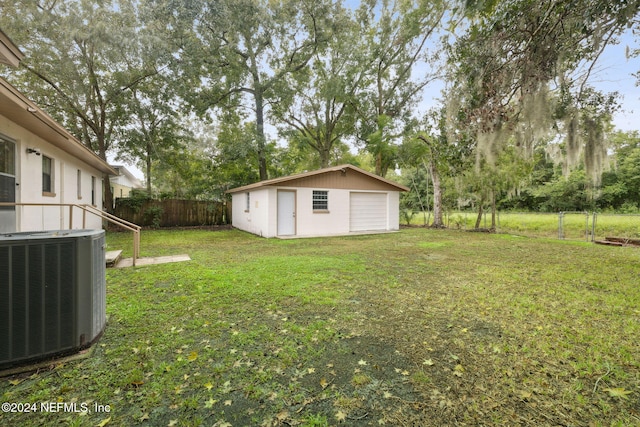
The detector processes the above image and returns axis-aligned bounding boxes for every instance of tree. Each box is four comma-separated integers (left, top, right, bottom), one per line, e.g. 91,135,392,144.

448,0,638,179
273,4,365,169
117,75,185,193
0,0,162,211
597,130,640,210
403,107,473,227
153,0,333,180
354,0,447,177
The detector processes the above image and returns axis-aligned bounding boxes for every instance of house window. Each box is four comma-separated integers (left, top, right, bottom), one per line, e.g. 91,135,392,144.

245,192,250,212
42,155,54,194
77,169,82,199
0,137,15,175
91,176,96,206
312,190,328,211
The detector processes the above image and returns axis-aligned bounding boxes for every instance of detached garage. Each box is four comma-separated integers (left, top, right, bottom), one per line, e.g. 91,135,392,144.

227,164,409,238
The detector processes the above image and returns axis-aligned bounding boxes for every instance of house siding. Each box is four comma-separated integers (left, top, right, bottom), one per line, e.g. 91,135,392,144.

0,114,105,231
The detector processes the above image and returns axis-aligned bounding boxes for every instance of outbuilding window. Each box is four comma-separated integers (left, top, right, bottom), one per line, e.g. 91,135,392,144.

312,190,328,211
245,192,250,212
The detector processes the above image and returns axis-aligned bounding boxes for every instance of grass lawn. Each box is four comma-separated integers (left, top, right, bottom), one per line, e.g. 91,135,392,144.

2,228,639,426
408,211,640,241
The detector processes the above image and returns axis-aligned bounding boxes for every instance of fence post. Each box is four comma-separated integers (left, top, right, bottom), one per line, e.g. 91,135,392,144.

558,212,564,239
591,212,597,242
584,211,589,242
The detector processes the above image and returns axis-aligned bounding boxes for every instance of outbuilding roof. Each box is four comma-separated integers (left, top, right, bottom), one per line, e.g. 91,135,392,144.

227,164,409,194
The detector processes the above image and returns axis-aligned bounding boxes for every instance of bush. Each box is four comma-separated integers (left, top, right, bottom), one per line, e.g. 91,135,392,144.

144,205,163,228
116,190,154,213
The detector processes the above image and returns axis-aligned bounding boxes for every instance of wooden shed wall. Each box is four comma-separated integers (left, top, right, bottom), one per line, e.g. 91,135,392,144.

273,169,400,191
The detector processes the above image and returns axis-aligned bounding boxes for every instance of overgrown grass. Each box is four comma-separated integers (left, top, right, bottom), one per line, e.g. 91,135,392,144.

2,228,639,426
407,211,640,240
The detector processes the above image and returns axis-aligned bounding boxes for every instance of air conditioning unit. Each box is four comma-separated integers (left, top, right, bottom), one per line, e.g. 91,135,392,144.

0,229,106,369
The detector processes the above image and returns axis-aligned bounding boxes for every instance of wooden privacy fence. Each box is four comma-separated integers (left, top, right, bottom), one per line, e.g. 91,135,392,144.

114,199,231,227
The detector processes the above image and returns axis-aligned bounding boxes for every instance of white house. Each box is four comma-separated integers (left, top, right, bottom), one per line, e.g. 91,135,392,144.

0,28,116,233
109,165,144,204
227,164,409,238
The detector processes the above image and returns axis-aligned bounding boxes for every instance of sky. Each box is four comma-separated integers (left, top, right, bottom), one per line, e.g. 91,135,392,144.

590,28,639,132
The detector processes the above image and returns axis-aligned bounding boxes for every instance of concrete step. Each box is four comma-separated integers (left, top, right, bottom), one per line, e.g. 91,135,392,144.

106,250,123,268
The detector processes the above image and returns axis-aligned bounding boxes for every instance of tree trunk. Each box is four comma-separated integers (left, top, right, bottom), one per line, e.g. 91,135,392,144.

97,136,114,214
429,158,444,228
146,140,152,193
319,146,330,169
254,88,268,180
103,172,114,213
474,199,484,229
491,188,496,230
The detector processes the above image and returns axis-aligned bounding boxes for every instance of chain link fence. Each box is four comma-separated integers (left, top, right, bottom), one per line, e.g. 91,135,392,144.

591,213,640,242
435,211,640,242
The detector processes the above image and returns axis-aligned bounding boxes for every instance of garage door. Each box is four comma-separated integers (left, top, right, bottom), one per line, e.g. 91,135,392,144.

349,192,387,232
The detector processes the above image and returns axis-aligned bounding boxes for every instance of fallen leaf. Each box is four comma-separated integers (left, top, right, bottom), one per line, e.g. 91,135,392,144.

97,417,111,427
204,398,217,408
383,391,392,399
358,359,367,366
139,413,149,422
8,379,22,386
188,351,198,361
519,390,532,399
224,400,232,406
308,367,316,374
423,359,434,366
167,420,178,427
320,378,328,389
276,410,289,421
604,388,632,399
453,364,464,377
204,382,214,391
335,410,347,422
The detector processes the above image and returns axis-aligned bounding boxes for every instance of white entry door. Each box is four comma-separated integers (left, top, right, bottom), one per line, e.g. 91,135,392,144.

277,190,296,236
350,192,387,232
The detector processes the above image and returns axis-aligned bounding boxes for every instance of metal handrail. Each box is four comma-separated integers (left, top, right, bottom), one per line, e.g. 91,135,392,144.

0,202,141,266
